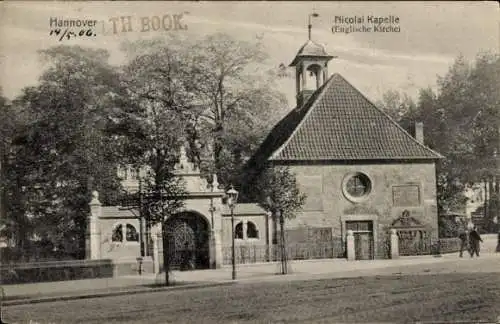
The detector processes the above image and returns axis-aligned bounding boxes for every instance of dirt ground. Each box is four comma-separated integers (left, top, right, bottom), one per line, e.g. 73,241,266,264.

3,268,500,324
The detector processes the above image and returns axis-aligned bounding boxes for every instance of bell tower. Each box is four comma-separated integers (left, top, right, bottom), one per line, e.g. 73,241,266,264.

289,13,336,108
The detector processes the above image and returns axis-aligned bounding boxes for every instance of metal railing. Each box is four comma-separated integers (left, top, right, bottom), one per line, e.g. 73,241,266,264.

221,241,344,265
375,236,391,259
436,238,461,254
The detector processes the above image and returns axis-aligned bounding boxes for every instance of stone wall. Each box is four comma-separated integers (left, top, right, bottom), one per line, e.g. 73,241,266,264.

99,215,141,260
221,214,268,246
284,161,439,248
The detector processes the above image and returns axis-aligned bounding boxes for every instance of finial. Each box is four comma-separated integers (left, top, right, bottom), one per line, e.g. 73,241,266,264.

211,174,219,191
90,190,101,205
179,145,188,166
308,12,319,40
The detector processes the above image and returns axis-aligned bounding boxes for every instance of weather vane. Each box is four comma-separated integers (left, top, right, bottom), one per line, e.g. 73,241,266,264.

308,11,319,40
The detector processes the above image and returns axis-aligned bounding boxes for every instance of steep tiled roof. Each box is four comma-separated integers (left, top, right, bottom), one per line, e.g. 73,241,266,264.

256,74,443,163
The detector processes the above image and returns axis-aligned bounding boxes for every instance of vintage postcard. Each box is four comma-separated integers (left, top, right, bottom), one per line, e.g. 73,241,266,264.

0,1,499,323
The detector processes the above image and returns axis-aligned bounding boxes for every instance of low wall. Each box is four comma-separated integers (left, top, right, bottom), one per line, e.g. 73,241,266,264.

0,257,154,285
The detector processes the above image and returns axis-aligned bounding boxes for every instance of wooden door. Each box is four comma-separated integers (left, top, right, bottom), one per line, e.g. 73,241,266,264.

354,232,374,260
346,221,374,260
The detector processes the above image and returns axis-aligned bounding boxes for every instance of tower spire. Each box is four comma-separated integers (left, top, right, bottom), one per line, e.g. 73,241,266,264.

291,11,335,108
308,12,319,40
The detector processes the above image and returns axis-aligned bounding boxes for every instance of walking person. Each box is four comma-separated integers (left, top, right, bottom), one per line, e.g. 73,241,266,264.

469,226,483,257
458,226,468,258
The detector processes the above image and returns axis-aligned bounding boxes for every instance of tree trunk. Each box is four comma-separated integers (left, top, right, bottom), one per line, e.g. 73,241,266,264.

213,123,223,183
161,220,170,286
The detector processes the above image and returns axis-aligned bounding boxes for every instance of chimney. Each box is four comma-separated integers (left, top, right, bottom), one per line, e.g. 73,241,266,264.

414,122,424,144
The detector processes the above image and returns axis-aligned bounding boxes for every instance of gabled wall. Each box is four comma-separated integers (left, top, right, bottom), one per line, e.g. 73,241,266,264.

283,161,439,242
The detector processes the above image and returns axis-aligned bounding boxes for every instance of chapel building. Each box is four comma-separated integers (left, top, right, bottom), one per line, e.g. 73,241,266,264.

247,37,444,260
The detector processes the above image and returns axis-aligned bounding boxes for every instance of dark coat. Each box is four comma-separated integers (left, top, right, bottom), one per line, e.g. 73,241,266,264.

469,230,482,242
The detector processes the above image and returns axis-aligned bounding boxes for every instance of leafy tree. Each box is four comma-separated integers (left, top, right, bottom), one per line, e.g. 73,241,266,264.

117,39,190,284
120,34,289,193
376,89,417,126
0,90,33,249
467,53,500,228
253,165,306,247
380,53,500,218
252,165,306,271
429,53,499,216
255,166,307,219
468,53,500,182
9,45,124,256
184,33,289,186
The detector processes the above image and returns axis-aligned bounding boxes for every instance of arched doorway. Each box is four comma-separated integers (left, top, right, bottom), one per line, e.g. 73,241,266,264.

165,211,210,270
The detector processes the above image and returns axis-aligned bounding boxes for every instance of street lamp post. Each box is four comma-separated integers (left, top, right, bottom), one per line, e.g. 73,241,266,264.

227,185,238,280
277,208,288,275
138,177,145,257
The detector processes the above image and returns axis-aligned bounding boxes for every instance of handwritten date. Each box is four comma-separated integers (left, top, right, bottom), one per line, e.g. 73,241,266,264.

49,28,96,41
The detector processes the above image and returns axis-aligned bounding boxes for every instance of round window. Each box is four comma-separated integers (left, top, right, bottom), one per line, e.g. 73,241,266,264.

343,172,372,201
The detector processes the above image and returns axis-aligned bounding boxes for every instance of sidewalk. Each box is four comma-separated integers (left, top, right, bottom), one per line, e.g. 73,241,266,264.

2,252,498,306
167,252,499,283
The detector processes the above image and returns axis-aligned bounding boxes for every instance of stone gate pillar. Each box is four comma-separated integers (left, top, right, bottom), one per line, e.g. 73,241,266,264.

346,230,355,261
390,229,399,259
267,211,273,262
210,229,223,269
88,191,102,260
150,224,162,274
209,205,223,269
208,174,224,269
152,232,160,274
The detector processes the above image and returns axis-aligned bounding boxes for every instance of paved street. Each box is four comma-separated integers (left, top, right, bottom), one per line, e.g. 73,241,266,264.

3,256,500,323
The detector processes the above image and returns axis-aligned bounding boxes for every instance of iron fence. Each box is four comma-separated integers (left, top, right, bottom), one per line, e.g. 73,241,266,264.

398,237,461,256
375,234,391,259
397,231,433,256
435,238,461,254
221,241,344,265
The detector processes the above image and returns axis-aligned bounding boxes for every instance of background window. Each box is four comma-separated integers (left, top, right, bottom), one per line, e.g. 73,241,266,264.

112,225,123,242
126,224,139,242
346,221,373,232
247,222,259,239
235,222,243,239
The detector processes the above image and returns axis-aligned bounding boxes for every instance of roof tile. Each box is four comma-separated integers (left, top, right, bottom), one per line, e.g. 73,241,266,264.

260,73,443,162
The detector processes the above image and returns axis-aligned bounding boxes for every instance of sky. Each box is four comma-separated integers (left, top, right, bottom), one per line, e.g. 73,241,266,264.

0,1,498,107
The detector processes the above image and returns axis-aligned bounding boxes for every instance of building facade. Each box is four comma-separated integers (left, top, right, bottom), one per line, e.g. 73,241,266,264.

87,146,269,271
248,38,443,259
